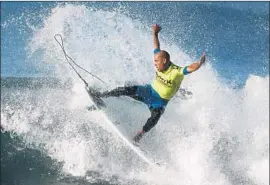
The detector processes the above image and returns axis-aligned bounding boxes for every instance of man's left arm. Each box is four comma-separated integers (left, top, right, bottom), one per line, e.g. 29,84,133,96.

184,52,206,75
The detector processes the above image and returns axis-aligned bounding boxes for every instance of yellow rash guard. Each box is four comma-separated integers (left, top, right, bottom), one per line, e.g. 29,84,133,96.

151,63,185,100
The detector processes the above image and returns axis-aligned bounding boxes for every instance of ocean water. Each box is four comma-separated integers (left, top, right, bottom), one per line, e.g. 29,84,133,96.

1,2,269,185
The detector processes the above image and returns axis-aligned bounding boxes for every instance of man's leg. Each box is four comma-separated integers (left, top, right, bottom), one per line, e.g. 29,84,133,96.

142,107,164,132
87,86,140,110
133,107,163,143
99,86,138,98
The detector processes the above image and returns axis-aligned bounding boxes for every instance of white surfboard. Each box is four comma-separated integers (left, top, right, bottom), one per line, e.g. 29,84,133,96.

85,86,157,167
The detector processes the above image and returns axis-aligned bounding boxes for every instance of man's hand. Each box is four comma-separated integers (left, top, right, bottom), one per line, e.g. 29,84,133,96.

152,24,162,35
199,52,206,65
186,52,206,73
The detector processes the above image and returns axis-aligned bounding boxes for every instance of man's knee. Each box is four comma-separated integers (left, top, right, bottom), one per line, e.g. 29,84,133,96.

142,108,163,132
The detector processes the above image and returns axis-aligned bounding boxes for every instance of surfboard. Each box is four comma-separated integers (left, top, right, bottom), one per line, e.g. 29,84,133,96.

85,85,157,167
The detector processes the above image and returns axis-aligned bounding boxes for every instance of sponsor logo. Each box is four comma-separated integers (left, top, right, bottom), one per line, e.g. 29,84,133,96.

156,72,172,86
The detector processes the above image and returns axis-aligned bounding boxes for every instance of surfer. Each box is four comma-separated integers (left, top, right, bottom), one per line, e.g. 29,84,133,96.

93,24,206,144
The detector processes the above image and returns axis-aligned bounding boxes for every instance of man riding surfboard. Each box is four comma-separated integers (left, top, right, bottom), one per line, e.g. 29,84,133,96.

93,24,206,144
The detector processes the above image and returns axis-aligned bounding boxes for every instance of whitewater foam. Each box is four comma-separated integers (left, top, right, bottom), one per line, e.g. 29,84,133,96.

1,4,269,185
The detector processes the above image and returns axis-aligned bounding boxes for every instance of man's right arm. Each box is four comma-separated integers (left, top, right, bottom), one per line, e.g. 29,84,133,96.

153,32,160,50
152,24,162,52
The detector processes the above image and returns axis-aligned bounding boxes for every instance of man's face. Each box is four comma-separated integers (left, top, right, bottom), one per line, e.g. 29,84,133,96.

154,53,166,72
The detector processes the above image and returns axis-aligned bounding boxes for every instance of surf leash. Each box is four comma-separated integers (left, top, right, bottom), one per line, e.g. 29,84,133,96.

54,34,107,87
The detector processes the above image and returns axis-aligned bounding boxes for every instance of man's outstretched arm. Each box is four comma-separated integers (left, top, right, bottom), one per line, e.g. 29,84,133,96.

152,24,162,50
186,52,206,73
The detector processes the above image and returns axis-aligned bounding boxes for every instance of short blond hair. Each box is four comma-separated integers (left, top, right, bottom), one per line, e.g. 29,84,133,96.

159,50,170,61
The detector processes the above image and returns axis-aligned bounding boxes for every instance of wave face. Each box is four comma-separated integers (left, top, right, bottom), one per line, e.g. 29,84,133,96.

1,2,269,185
